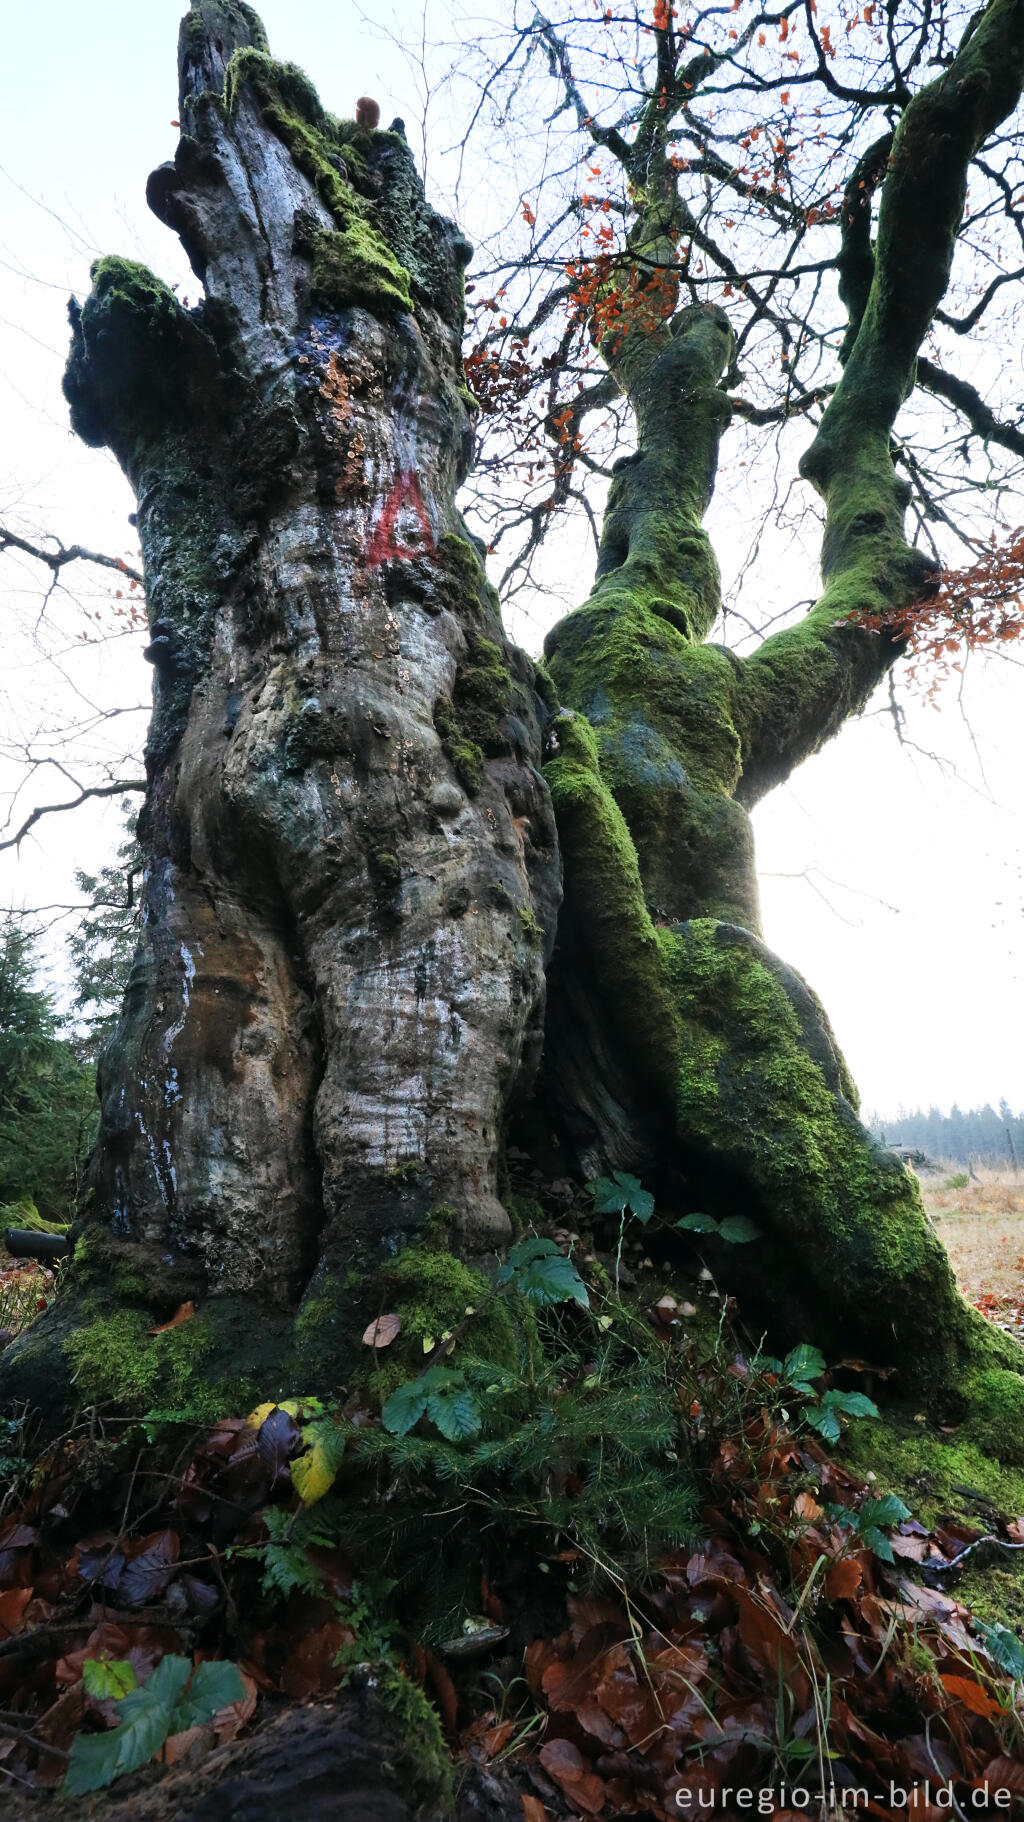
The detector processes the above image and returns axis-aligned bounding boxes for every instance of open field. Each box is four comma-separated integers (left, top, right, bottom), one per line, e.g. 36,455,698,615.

923,1165,1024,1336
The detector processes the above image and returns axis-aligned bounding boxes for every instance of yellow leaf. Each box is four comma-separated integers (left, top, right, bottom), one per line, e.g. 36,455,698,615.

245,1397,310,1429
292,1438,336,1506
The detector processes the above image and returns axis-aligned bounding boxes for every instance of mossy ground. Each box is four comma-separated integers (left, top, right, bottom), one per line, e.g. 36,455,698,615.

844,1414,1024,1531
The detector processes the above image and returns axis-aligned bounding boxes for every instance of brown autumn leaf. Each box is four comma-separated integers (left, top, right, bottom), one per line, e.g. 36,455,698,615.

888,1533,932,1562
212,1664,259,1743
939,1673,1003,1719
481,1719,515,1757
825,1554,863,1601
524,1637,557,1700
979,1759,1024,1795
0,1586,32,1637
148,1300,196,1335
521,1798,550,1822
539,1738,606,1815
794,1491,823,1522
280,1617,356,1700
162,1723,215,1767
362,1312,401,1347
424,1647,458,1733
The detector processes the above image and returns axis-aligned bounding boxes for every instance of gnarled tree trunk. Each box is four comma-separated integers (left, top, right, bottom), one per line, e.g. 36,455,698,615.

5,0,1024,1456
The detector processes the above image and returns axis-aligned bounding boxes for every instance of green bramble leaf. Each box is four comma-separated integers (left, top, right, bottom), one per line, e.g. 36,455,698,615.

64,1654,193,1796
782,1343,827,1385
860,1526,894,1563
821,1389,879,1420
498,1237,588,1308
382,1378,431,1437
858,1494,910,1530
717,1215,761,1244
82,1659,137,1701
974,1620,1024,1680
426,1383,482,1442
170,1660,246,1733
590,1172,654,1224
383,1365,482,1443
676,1212,719,1234
591,1176,629,1215
804,1404,842,1444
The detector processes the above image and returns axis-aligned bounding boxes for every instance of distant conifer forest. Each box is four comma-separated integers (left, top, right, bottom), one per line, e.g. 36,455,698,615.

868,1102,1024,1169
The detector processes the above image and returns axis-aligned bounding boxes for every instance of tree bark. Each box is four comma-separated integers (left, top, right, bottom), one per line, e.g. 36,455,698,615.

539,0,1024,1438
4,0,1024,1457
7,1,559,1398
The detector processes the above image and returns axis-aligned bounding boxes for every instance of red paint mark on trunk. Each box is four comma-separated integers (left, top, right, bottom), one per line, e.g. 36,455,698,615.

366,470,435,566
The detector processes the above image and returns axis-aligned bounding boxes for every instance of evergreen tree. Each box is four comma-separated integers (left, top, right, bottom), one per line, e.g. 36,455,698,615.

0,917,97,1222
65,807,142,1065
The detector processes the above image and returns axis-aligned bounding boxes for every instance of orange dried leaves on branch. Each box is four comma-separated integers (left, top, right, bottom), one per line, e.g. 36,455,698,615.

852,528,1024,697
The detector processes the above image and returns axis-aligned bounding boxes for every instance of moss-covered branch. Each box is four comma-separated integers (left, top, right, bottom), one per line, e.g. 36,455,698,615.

736,0,1024,801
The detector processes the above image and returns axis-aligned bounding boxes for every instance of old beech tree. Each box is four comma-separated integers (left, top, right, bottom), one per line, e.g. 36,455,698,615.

9,0,1024,1451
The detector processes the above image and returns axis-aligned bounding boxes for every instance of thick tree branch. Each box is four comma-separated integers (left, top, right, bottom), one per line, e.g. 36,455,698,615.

737,0,1024,803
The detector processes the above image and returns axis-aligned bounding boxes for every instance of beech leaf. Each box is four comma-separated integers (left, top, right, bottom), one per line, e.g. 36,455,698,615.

362,1313,401,1348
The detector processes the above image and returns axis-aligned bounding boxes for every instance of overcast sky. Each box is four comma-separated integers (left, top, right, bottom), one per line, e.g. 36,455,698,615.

1,0,1022,1121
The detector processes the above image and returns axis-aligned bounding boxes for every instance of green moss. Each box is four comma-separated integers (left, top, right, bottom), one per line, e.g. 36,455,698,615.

113,1265,149,1300
423,1203,458,1242
379,1666,452,1807
432,628,514,796
436,532,489,596
365,1242,517,1397
181,2,270,59
0,1197,67,1236
388,1161,423,1186
844,1415,1024,1529
533,656,561,711
957,1555,1024,1630
293,1276,339,1342
447,635,514,766
308,223,411,314
225,49,411,313
63,258,194,455
545,596,754,928
504,1192,543,1237
543,710,682,1089
370,849,402,904
962,1365,1024,1462
433,694,483,794
517,903,543,947
64,1308,215,1410
659,917,1008,1392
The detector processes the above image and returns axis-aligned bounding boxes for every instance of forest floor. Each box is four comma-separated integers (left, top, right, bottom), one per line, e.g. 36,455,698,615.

3,1193,1024,1816
925,1166,1024,1341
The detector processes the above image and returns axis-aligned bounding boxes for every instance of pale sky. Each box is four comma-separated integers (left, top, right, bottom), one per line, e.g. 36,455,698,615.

1,0,1022,1119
